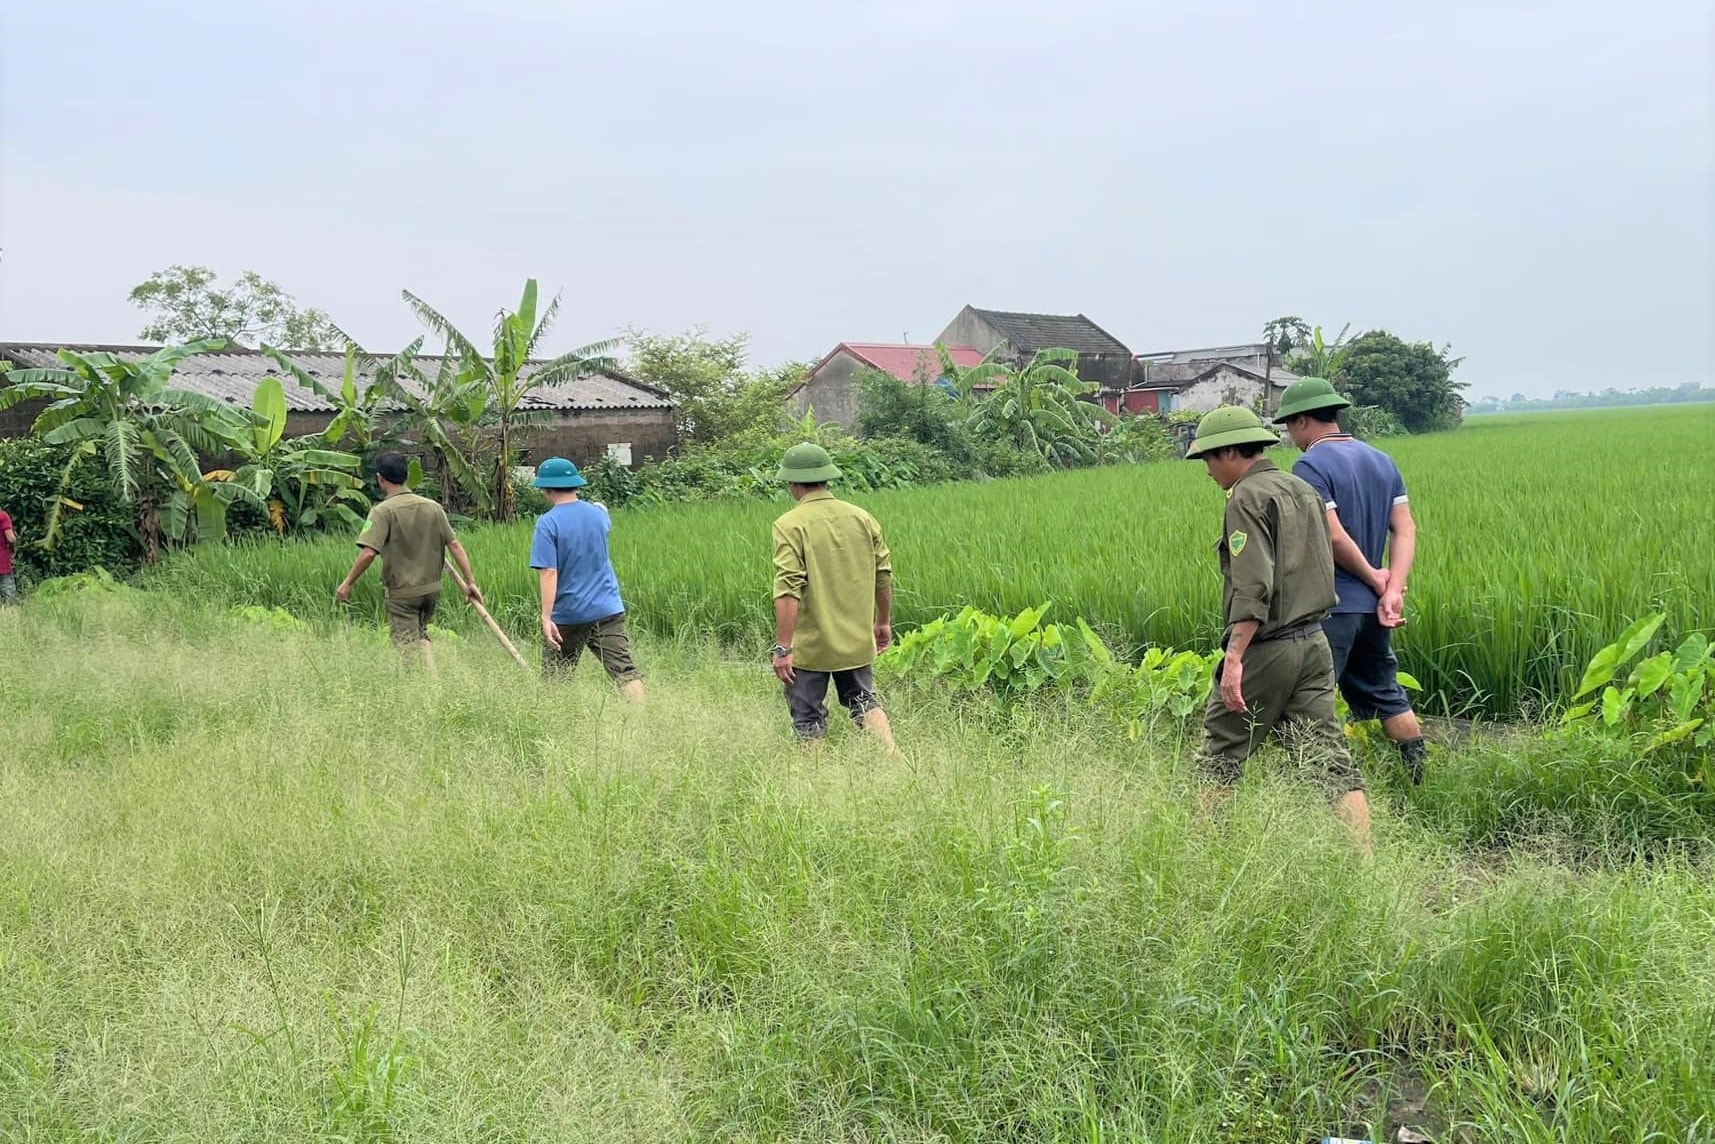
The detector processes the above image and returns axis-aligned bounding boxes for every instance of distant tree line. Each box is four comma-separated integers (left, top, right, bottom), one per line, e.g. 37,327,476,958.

1466,383,1715,415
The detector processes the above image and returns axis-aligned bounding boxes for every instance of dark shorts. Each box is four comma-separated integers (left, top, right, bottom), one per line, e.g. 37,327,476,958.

1322,612,1414,722
1197,629,1362,799
385,591,439,646
543,612,642,683
785,664,881,740
0,573,17,604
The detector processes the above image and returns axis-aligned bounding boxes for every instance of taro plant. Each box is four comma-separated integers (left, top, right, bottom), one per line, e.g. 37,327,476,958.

880,602,1218,733
1560,614,1714,777
879,603,1107,698
1088,642,1222,738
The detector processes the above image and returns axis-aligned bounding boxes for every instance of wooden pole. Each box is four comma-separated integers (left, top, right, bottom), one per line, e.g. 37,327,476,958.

443,558,530,669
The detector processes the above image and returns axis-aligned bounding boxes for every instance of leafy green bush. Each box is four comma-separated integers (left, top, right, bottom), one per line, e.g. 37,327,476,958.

510,478,550,518
1345,404,1406,439
1098,415,1181,464
0,438,141,579
28,566,140,601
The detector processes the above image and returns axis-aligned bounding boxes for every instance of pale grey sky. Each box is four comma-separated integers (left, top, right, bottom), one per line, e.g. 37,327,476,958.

2,0,1709,397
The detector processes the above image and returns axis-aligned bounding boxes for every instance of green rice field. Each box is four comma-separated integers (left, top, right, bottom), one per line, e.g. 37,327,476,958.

154,407,1715,718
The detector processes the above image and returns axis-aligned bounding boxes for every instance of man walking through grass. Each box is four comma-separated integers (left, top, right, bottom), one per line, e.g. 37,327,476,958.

336,451,481,664
771,442,898,754
529,457,644,699
1185,406,1371,853
1275,378,1428,783
0,505,18,605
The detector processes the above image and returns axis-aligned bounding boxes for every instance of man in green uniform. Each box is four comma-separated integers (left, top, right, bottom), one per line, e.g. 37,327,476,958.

770,442,898,754
336,451,482,664
1185,406,1371,851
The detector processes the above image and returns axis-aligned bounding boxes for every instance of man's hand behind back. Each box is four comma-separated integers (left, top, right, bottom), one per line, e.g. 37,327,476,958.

1378,584,1407,629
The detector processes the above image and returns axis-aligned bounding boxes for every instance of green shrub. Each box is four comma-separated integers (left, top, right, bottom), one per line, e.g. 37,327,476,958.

511,478,550,519
0,438,142,580
1345,404,1407,439
1099,414,1181,464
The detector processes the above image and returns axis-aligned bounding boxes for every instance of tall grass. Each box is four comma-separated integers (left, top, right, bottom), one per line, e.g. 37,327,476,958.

3,591,1713,1140
150,406,1715,717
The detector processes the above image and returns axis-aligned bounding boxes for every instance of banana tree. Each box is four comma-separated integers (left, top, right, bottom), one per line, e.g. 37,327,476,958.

962,348,1115,467
209,377,368,534
402,278,617,519
261,339,423,458
1290,323,1352,379
0,339,257,558
372,349,494,515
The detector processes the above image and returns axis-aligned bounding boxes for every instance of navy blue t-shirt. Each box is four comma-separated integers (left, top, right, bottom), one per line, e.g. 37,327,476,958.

529,500,624,625
1292,436,1408,614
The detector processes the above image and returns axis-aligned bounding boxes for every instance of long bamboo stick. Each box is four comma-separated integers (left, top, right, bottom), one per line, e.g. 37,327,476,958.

443,558,529,669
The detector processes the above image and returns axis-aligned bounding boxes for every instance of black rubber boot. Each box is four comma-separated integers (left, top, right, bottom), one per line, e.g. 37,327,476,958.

1398,736,1428,785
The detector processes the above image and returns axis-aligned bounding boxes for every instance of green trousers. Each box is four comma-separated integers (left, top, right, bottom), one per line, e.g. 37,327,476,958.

1198,629,1361,797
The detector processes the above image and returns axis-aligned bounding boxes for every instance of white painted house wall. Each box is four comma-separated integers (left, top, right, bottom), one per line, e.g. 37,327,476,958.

1167,365,1287,415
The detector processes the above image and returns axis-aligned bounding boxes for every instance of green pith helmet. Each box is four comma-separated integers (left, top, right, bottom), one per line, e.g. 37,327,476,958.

1183,405,1280,459
777,441,843,484
1272,377,1352,422
532,456,588,489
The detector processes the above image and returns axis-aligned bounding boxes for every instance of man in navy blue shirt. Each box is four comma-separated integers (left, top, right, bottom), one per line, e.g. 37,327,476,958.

1275,379,1427,781
529,457,644,700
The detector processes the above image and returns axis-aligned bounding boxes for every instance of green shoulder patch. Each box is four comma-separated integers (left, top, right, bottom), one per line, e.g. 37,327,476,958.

1228,529,1248,556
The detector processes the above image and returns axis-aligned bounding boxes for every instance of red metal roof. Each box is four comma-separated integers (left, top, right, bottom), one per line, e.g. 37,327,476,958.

834,342,986,382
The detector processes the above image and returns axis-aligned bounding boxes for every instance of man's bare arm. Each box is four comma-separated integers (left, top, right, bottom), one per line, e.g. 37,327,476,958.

1377,502,1417,627
1326,509,1385,594
1385,502,1417,592
337,548,377,601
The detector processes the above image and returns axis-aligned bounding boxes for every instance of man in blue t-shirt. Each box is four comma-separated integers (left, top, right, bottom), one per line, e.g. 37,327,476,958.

1274,379,1427,781
528,457,644,699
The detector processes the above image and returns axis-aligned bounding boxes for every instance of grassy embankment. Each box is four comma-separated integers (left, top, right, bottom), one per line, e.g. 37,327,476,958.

151,406,1715,719
2,585,1712,1141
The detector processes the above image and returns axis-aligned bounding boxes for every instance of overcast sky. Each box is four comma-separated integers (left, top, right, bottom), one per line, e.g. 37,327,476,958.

1,0,1709,398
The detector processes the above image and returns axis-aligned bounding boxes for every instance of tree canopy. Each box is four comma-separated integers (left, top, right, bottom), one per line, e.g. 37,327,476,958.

128,266,341,350
1336,331,1466,433
624,326,804,446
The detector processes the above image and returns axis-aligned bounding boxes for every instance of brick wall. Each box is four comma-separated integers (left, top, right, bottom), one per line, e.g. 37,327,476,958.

0,397,46,437
518,409,677,468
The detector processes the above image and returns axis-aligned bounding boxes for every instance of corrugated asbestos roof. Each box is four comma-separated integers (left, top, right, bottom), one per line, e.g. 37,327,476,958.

968,308,1131,355
0,343,674,413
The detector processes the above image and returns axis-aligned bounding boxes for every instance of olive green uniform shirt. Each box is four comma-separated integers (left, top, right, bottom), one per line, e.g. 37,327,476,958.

1217,459,1337,641
357,491,455,600
772,490,892,671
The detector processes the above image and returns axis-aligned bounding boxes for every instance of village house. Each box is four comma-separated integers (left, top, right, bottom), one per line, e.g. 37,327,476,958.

0,342,676,468
935,305,1136,394
1104,342,1299,416
788,342,986,425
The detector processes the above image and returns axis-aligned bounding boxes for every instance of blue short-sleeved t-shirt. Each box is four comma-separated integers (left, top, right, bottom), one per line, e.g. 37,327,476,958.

1292,436,1409,614
529,500,624,626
